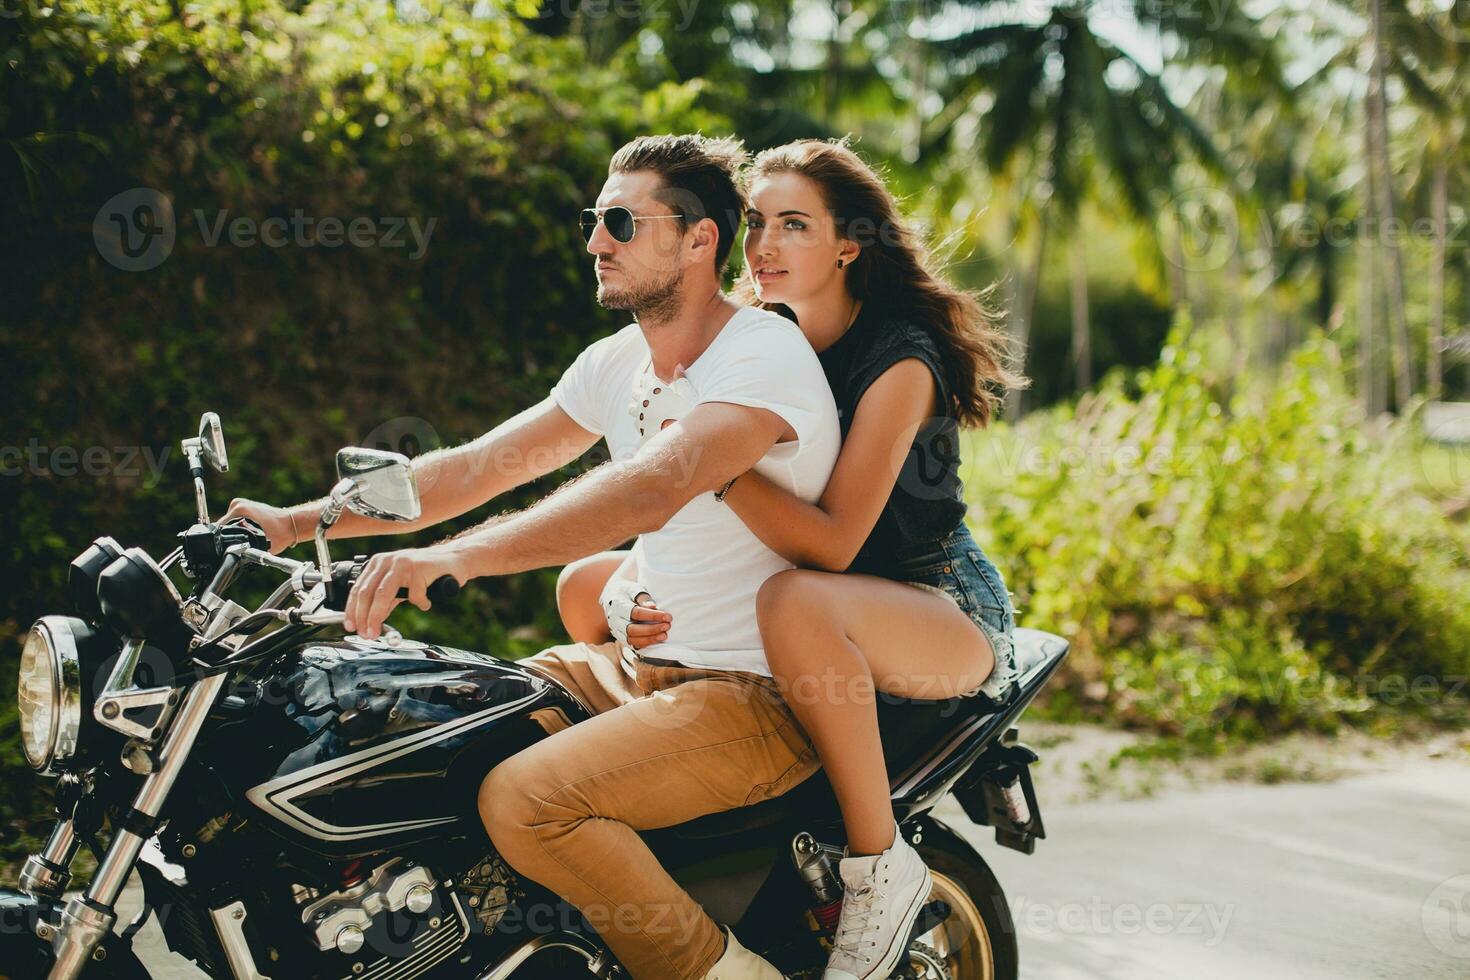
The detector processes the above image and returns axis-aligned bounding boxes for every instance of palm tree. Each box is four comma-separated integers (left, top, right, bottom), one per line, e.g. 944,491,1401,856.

1192,63,1367,373
1366,0,1415,409
1316,0,1469,408
919,2,1268,408
1396,4,1470,402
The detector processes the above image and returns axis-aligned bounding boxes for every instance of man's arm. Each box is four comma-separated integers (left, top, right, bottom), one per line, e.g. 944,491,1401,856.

343,401,790,638
225,398,599,553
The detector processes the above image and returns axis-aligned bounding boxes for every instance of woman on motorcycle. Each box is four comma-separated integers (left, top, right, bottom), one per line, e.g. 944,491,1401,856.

558,138,1029,980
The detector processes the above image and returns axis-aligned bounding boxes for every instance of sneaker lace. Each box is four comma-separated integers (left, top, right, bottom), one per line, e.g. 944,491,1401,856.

831,873,887,961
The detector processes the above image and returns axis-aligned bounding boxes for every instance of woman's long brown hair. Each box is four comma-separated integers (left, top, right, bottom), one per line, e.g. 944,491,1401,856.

735,138,1028,428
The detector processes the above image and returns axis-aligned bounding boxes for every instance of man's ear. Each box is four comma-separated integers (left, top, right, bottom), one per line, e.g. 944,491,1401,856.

683,216,721,269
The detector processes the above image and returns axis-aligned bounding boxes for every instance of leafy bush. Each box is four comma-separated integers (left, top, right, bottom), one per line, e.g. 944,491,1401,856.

0,0,724,861
966,313,1470,747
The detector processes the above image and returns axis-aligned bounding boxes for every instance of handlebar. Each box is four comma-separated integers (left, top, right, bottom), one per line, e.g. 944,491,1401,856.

221,532,462,608
203,542,465,650
330,562,460,609
421,575,461,606
393,575,460,605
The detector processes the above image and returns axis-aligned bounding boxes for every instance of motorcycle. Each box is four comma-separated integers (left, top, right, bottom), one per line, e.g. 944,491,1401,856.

1,412,1068,980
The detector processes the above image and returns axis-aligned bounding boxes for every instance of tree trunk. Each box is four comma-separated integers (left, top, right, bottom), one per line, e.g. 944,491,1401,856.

1316,231,1337,331
1369,0,1415,409
825,1,849,123
904,15,929,164
1430,152,1448,402
1359,230,1379,416
1359,82,1381,415
1226,248,1245,379
1263,248,1285,368
1006,214,1050,420
1070,235,1091,392
1167,218,1189,313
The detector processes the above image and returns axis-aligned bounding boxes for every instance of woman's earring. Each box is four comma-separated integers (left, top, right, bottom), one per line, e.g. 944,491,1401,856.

836,259,844,268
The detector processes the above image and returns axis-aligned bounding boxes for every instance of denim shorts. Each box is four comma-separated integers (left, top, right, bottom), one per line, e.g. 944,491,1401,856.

886,527,1021,703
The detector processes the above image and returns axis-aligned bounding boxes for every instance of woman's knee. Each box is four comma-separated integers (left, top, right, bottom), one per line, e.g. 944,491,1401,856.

555,554,602,609
756,569,827,629
942,632,998,699
556,553,621,641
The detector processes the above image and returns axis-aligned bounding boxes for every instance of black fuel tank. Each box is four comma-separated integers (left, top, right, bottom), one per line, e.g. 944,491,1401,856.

238,636,587,857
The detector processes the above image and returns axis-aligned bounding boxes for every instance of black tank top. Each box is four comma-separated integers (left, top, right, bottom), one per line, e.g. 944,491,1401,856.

816,300,968,577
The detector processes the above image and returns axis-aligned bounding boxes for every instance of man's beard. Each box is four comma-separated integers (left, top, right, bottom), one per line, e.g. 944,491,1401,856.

597,267,683,323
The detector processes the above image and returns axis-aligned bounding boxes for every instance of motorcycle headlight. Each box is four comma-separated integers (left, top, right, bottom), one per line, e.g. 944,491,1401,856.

18,617,83,774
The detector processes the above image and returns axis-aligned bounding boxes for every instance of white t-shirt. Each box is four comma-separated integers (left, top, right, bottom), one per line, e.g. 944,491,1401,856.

550,305,841,676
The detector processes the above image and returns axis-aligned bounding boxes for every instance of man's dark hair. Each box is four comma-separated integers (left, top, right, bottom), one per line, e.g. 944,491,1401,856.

608,134,748,274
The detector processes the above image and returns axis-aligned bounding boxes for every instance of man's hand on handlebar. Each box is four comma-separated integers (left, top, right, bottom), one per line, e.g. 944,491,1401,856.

344,545,464,640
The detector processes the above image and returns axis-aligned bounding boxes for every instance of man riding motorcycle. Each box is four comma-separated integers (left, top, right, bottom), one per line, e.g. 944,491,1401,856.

228,133,842,980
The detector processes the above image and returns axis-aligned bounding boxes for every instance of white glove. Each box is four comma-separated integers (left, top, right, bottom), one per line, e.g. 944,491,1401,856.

602,578,653,648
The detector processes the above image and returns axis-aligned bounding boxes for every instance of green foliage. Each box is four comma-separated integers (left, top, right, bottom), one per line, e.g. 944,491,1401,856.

1023,280,1174,406
966,312,1470,748
0,0,723,859
0,0,723,637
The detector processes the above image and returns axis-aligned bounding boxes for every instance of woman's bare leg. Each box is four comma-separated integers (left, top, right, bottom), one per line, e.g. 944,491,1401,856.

556,551,631,644
756,569,995,856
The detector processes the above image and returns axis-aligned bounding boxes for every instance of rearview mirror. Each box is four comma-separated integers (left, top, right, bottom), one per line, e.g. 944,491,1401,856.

334,447,421,523
198,412,228,473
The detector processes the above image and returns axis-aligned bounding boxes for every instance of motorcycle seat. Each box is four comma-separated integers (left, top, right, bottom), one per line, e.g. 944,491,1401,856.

647,628,1068,844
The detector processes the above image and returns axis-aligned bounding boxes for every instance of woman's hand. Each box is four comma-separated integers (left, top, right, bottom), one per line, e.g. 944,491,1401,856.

603,581,672,649
624,594,672,649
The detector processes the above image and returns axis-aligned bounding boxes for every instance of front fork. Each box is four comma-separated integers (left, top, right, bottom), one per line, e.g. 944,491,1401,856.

20,819,79,905
27,672,229,979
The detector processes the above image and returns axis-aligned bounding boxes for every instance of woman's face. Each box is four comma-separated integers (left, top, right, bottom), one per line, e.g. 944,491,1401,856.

743,172,854,307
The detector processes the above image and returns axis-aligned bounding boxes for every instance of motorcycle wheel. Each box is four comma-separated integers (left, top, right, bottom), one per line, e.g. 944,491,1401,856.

910,824,1019,980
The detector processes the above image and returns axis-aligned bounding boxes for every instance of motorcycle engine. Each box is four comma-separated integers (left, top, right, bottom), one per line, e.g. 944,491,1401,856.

292,853,517,980
296,857,469,979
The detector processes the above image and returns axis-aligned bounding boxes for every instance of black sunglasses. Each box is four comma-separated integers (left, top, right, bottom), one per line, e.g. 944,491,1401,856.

580,206,685,244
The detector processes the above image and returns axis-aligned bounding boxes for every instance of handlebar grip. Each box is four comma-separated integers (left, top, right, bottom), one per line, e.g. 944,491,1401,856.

394,575,461,606
427,575,461,605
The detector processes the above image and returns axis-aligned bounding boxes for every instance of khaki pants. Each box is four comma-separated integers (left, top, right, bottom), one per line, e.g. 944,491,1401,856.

479,641,820,980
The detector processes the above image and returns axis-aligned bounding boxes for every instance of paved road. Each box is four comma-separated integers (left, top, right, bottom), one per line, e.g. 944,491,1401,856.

118,760,1470,979
937,758,1470,979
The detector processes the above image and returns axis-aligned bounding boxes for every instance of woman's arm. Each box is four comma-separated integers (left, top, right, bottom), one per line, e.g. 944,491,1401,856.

721,358,940,572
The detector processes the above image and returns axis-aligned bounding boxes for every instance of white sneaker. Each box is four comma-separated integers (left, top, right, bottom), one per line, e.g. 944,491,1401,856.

822,822,933,980
702,924,785,979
